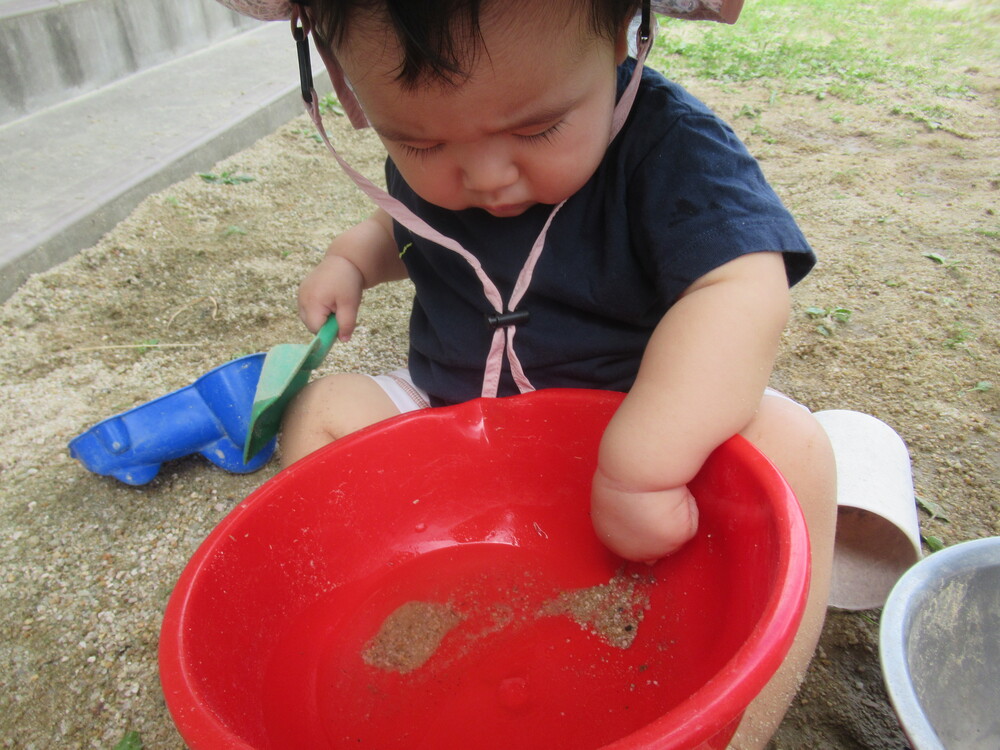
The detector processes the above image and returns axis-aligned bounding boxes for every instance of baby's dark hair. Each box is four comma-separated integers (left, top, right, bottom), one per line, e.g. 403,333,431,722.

306,0,640,88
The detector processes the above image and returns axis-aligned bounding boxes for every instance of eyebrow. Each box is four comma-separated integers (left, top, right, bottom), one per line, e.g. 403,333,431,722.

375,101,574,144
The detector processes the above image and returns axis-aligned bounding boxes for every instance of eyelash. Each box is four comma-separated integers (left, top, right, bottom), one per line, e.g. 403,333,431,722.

517,121,564,145
397,122,565,159
399,143,444,159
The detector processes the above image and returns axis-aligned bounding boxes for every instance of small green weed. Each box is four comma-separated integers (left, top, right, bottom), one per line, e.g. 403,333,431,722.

916,495,950,522
805,305,852,336
198,170,255,185
137,338,159,354
830,168,860,188
750,123,776,144
291,127,324,143
890,104,970,137
943,324,974,349
114,730,142,750
223,225,248,237
965,380,992,394
922,534,945,553
896,188,931,199
923,251,963,269
318,93,344,116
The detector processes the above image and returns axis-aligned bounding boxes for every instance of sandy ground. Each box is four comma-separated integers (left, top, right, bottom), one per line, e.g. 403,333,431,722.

1,64,998,748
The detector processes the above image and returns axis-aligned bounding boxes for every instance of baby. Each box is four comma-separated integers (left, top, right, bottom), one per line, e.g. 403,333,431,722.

221,1,836,746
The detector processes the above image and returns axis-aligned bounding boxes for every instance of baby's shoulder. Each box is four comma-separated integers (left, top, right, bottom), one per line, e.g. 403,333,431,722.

612,63,745,174
633,65,721,131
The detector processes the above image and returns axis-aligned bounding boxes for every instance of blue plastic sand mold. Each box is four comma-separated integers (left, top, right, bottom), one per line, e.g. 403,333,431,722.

68,354,276,486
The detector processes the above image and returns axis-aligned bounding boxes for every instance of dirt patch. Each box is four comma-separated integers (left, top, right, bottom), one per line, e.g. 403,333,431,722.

0,70,997,750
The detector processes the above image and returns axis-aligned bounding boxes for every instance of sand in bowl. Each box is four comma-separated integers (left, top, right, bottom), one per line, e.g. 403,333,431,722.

539,572,653,649
362,600,464,673
362,569,654,674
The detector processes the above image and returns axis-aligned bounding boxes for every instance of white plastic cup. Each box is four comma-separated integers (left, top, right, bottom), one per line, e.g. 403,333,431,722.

814,410,923,610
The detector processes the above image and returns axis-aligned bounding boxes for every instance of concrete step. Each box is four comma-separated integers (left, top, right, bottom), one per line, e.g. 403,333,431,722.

1,0,259,126
0,21,330,301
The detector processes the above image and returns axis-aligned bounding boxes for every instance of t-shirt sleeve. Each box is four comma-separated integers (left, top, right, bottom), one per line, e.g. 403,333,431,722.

625,100,815,303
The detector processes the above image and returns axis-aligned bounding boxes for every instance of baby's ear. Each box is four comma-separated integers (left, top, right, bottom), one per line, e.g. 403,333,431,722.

614,17,631,64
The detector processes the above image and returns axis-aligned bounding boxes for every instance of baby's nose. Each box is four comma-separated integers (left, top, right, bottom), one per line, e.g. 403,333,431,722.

459,141,519,194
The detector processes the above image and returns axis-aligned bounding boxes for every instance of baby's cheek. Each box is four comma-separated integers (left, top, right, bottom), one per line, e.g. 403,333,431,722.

548,145,606,199
401,171,465,212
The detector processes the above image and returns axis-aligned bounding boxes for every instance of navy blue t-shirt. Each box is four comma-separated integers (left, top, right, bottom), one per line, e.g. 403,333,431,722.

387,60,815,405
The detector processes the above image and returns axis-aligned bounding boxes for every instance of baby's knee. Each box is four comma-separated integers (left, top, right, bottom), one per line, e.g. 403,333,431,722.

280,373,401,465
293,373,399,434
743,397,837,516
282,372,348,429
747,396,834,472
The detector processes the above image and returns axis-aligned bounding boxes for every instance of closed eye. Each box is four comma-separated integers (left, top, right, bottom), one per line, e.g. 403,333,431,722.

516,121,564,145
395,120,564,157
398,142,444,159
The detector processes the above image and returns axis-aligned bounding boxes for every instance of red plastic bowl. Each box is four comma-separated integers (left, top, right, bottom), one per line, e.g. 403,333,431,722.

160,389,809,750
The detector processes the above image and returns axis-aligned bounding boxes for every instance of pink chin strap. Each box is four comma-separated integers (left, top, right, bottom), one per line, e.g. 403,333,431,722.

293,6,653,399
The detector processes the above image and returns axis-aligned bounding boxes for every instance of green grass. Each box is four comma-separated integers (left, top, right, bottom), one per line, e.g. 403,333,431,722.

648,0,999,103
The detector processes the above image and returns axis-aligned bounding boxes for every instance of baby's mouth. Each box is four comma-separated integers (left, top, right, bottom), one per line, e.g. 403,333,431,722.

480,201,534,218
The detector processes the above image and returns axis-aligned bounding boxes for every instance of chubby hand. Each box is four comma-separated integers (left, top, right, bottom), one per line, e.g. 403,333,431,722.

590,467,699,564
297,254,364,338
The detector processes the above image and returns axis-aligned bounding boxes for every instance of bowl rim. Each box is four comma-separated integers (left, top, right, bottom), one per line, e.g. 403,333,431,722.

159,389,811,750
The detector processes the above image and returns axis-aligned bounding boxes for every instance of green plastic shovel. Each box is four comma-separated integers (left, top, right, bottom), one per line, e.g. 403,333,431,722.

243,315,339,462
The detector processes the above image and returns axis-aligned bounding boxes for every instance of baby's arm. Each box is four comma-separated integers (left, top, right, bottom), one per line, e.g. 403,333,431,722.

298,208,407,336
591,251,791,562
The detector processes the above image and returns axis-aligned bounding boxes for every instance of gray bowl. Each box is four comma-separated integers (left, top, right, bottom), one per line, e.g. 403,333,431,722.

880,536,1000,750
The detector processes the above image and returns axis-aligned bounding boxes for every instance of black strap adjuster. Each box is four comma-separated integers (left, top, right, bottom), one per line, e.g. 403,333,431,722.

293,23,313,105
486,310,530,329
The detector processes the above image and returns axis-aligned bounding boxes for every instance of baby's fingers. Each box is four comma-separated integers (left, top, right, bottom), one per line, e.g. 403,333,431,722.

297,255,365,336
329,302,358,342
590,476,699,563
298,296,357,340
299,303,331,334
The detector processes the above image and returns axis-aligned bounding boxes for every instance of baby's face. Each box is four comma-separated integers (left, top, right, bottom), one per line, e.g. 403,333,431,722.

335,2,628,217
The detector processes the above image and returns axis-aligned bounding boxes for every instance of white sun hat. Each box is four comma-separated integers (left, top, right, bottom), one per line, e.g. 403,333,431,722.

217,0,745,24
